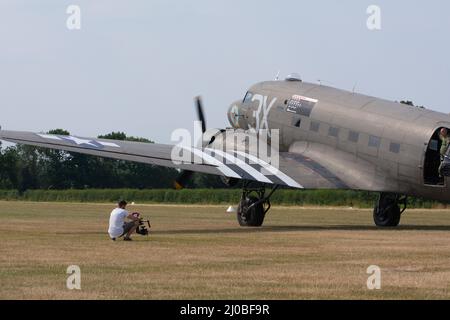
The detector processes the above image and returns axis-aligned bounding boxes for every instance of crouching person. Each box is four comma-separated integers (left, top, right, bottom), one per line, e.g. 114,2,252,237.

108,200,140,241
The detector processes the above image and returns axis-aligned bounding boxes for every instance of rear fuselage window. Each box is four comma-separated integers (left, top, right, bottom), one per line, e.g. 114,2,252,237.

328,127,339,137
390,142,401,153
348,131,359,143
310,121,320,132
369,135,381,148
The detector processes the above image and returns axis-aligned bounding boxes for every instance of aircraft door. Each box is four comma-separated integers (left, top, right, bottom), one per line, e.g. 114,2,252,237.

423,127,450,185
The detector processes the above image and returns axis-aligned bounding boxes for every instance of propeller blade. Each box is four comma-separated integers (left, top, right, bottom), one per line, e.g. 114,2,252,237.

174,170,194,190
195,96,206,133
174,97,206,189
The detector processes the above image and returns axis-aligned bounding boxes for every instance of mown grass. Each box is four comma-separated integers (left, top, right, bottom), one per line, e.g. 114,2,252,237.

0,189,445,208
1,201,450,299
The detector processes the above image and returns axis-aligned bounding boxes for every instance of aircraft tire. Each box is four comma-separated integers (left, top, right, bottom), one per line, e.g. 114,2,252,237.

373,203,401,227
237,196,265,227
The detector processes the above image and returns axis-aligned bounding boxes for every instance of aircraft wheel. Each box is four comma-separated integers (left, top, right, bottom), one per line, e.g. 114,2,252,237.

237,196,265,227
373,194,401,227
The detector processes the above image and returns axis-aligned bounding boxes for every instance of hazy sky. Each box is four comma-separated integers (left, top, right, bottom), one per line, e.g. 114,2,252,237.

1,1,449,143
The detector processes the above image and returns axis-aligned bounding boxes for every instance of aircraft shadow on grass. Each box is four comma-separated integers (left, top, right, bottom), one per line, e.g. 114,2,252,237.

53,225,450,236
150,225,450,235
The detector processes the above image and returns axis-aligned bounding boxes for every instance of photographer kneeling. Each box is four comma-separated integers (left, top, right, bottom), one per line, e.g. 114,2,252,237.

108,200,140,241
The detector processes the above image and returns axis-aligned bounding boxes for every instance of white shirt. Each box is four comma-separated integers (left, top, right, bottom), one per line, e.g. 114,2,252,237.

108,208,129,238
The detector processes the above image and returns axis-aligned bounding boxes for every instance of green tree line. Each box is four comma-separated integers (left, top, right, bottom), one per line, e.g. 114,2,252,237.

0,189,445,208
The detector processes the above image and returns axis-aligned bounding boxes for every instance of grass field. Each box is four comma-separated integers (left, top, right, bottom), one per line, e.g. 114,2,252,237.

1,201,450,300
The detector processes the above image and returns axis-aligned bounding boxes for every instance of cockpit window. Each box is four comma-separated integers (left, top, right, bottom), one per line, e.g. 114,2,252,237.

243,92,253,103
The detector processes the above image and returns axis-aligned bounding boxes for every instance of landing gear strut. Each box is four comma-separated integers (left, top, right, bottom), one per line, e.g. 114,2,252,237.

373,193,407,227
237,183,278,227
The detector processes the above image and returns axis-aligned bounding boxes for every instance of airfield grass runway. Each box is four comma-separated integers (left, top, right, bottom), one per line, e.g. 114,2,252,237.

1,201,450,299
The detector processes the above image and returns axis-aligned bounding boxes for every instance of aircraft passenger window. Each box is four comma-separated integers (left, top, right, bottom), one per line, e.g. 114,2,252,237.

328,127,339,137
368,135,381,148
348,131,359,143
243,92,253,103
291,117,301,127
389,142,400,153
310,121,320,132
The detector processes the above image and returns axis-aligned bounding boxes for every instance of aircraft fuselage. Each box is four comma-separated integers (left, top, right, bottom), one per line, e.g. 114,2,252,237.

228,80,450,201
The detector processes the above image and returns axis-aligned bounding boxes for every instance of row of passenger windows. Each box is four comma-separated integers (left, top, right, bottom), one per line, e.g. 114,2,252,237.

295,120,402,154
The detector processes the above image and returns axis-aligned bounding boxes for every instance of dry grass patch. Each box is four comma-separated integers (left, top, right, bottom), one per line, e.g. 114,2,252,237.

0,201,450,299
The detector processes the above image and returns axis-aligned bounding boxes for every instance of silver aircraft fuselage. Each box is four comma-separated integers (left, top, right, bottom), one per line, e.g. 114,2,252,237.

228,80,450,201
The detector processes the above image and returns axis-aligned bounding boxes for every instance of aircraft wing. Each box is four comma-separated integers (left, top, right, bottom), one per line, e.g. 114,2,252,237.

0,130,391,191
0,130,306,188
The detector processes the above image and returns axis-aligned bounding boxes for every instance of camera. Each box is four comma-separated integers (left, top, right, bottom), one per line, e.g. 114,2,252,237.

131,212,151,236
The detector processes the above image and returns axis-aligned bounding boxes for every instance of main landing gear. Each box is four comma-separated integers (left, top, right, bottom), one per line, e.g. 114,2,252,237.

236,187,408,228
373,193,407,227
237,182,278,227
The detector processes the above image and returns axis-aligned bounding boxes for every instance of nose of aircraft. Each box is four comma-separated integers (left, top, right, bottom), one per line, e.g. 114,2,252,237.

227,101,245,129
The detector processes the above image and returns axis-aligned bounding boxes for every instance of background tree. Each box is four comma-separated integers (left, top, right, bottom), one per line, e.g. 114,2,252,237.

0,143,19,189
38,129,72,189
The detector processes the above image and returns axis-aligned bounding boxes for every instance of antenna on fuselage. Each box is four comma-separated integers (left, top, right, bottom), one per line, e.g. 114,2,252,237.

317,79,333,86
274,70,280,81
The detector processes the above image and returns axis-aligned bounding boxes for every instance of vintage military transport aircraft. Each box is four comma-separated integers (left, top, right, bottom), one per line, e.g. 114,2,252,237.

2,74,450,228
